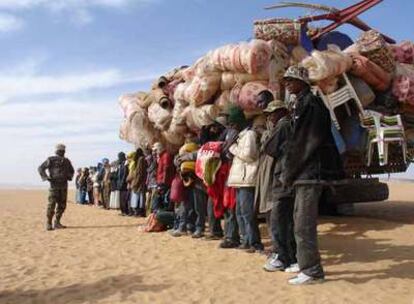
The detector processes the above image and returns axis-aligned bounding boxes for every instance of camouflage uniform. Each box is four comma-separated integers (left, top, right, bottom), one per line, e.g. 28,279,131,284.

38,155,74,228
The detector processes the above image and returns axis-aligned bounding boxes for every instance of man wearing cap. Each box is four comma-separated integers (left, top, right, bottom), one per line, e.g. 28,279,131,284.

280,65,344,284
260,100,298,273
38,144,75,231
255,100,290,218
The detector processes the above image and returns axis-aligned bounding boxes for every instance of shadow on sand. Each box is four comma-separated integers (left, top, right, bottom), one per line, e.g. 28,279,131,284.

67,224,139,229
318,200,414,283
0,274,171,304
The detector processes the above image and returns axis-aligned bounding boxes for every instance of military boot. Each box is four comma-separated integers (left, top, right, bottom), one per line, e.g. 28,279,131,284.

46,222,54,231
54,220,67,229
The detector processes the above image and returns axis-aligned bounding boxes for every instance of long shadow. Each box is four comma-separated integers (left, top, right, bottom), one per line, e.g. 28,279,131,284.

350,200,414,224
0,274,171,304
68,224,138,229
317,205,414,283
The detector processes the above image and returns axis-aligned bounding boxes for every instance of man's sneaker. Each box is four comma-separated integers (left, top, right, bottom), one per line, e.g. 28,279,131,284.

46,223,54,231
238,243,250,250
219,240,239,249
192,231,204,239
54,222,67,229
263,255,284,272
167,229,177,236
285,263,300,273
171,230,185,237
265,253,278,264
204,234,223,241
288,272,325,285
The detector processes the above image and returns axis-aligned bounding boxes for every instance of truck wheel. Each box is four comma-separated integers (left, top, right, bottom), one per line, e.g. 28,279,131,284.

319,179,389,215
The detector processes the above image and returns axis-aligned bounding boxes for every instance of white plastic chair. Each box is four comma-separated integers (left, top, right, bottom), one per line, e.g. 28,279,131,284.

318,73,365,130
362,111,407,166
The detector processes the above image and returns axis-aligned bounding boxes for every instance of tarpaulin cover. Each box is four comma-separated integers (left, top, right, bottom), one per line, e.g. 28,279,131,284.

316,31,353,51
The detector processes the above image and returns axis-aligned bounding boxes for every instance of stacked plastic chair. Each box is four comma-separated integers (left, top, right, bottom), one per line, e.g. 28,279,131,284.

318,73,365,129
361,111,407,166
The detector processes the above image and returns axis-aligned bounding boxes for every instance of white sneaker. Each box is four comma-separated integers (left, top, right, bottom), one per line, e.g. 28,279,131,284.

284,263,300,273
263,254,284,272
288,272,324,285
265,253,278,264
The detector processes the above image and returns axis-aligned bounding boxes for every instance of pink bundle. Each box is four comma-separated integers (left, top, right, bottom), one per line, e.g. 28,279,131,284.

220,72,268,90
118,93,142,119
240,40,272,74
123,107,160,149
392,76,414,105
229,83,243,104
147,102,172,131
390,41,414,64
162,129,185,146
302,47,352,81
349,53,391,91
215,90,232,112
232,81,269,111
186,75,221,106
211,44,244,73
211,40,271,74
182,105,219,130
169,99,188,135
173,82,190,101
163,79,182,102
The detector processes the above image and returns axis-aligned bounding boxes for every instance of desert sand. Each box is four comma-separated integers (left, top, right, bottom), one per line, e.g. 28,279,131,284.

0,182,413,304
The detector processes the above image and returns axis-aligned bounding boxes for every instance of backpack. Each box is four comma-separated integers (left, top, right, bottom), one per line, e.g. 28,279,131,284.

143,213,166,232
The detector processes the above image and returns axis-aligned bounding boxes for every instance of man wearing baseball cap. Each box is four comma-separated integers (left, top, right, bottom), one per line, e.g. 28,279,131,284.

38,144,75,231
259,99,298,274
280,66,344,284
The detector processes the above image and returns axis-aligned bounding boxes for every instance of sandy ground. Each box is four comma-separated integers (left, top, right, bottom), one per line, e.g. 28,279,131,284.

0,182,413,304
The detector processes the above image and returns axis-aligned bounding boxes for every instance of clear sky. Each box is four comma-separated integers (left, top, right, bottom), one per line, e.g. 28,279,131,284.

0,0,413,186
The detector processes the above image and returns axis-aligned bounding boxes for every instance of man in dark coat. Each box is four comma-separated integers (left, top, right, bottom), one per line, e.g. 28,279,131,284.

38,144,74,231
280,66,344,285
261,100,297,273
116,152,129,216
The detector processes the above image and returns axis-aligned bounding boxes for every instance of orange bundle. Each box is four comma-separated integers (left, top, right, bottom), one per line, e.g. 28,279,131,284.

349,53,391,92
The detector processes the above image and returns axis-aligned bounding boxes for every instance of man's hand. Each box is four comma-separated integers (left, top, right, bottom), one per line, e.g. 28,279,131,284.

279,176,291,190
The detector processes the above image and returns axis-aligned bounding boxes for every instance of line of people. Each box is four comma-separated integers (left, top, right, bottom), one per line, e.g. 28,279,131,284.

74,66,344,285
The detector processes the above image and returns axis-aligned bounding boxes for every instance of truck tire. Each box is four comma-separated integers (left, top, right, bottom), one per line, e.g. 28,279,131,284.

319,179,389,215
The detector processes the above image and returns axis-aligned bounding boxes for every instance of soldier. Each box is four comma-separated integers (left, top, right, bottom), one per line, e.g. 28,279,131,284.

38,144,75,231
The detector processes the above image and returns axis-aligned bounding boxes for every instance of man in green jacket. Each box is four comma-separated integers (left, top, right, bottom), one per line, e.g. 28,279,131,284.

38,144,75,231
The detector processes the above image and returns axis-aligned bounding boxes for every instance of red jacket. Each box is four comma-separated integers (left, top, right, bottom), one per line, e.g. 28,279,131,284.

156,151,174,187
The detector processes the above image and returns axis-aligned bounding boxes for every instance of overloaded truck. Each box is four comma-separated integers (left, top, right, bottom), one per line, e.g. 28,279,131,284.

118,0,414,215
